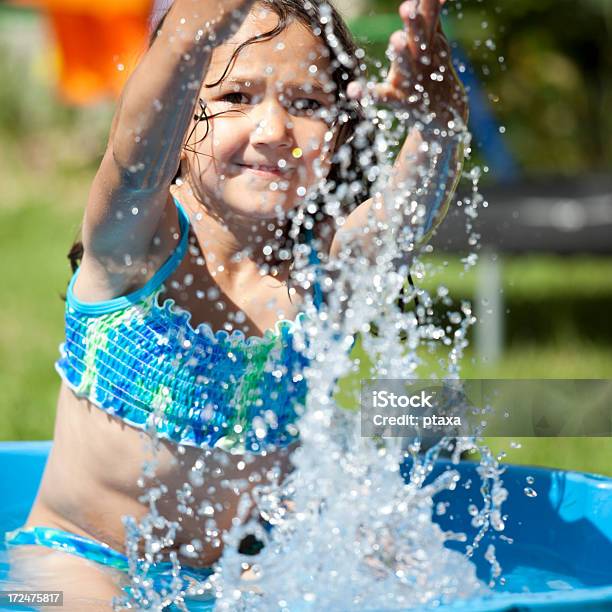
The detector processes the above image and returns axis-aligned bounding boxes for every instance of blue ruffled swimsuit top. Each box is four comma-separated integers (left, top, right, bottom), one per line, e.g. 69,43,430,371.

56,197,323,454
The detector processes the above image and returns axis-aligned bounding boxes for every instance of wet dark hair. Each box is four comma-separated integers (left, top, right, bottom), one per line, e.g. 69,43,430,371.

68,0,372,283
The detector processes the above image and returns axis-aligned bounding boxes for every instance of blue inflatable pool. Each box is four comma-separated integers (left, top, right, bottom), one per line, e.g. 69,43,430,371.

1,442,611,611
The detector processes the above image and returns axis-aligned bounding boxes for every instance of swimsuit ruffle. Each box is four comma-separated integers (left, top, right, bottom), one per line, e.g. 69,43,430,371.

56,288,310,454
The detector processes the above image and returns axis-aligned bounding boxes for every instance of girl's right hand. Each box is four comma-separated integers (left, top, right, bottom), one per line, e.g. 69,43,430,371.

113,0,257,188
177,0,258,45
78,0,255,299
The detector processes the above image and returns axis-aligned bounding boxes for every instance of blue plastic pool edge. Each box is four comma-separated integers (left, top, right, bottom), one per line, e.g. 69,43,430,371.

1,441,611,612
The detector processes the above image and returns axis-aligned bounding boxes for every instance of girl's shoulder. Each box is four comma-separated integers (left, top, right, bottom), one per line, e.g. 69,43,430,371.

69,194,187,311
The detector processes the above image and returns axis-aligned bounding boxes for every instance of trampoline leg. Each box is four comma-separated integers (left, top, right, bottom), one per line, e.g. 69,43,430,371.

475,250,504,366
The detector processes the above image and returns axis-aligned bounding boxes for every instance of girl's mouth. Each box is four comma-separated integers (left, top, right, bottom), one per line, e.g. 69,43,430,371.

235,163,292,178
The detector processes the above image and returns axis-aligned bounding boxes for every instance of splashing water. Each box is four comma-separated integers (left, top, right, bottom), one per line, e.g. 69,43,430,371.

111,4,510,610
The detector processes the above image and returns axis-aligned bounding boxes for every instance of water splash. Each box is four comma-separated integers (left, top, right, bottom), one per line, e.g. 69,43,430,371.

112,3,509,610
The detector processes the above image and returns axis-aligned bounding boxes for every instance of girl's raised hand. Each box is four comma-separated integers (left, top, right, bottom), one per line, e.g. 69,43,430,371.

348,0,467,128
168,0,257,46
81,0,259,289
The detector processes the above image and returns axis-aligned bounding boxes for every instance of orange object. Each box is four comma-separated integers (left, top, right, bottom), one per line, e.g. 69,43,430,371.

12,0,154,105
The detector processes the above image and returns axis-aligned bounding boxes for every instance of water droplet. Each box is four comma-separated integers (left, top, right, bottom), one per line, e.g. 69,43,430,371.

448,312,462,324
204,505,216,517
235,311,246,324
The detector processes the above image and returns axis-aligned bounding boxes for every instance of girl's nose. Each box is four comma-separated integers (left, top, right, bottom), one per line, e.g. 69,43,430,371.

250,102,292,148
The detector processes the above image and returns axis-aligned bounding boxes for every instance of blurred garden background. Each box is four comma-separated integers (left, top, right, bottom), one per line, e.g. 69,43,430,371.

1,0,611,474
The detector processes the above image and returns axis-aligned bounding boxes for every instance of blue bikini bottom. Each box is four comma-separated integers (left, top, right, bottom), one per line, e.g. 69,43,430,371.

5,526,216,611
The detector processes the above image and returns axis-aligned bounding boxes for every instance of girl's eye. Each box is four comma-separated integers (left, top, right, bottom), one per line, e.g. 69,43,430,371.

290,99,323,114
221,92,250,105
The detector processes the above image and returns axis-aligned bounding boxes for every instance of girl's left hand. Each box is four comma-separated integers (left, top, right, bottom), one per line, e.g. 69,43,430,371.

348,0,468,129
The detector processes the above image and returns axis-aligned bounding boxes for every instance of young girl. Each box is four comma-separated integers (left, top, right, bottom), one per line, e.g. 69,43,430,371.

7,0,466,608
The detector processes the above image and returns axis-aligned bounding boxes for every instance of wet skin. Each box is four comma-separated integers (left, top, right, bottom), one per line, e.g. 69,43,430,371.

20,10,337,608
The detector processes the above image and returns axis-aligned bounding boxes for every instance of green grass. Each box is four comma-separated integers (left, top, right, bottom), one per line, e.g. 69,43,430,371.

0,173,85,440
334,339,612,477
418,254,612,299
463,344,612,477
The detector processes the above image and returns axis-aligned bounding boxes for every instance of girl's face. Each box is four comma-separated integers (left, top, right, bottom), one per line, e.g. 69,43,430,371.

183,6,339,221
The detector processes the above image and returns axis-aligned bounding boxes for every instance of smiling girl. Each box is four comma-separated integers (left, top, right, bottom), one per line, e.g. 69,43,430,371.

7,0,467,608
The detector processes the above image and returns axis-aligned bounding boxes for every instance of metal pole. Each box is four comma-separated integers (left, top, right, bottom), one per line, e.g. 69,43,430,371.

475,250,504,365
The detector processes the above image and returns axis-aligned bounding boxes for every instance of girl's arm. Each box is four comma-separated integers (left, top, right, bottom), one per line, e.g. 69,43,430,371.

77,0,254,298
329,0,467,262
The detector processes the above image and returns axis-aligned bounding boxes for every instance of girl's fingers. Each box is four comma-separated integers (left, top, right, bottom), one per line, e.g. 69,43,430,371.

367,82,401,107
400,0,441,47
433,27,451,59
399,4,437,73
350,0,457,111
419,0,442,44
433,23,457,83
388,30,415,82
346,75,403,106
404,13,428,63
399,0,419,21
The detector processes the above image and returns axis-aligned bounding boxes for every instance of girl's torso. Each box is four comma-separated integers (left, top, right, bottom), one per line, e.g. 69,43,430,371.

27,195,318,566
